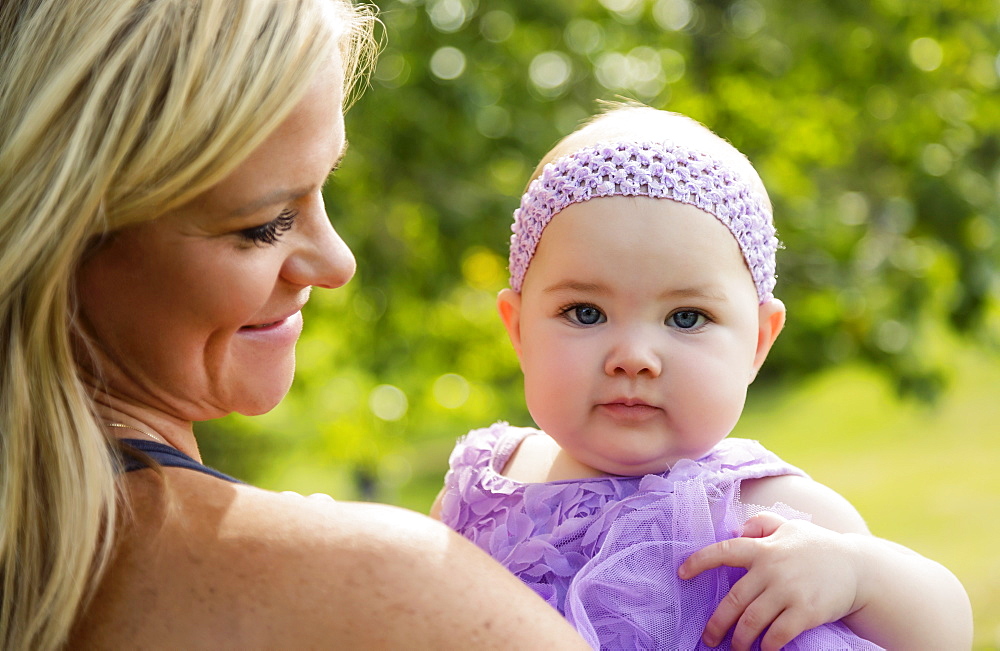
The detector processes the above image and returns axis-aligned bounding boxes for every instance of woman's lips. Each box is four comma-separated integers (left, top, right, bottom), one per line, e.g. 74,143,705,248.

241,319,284,330
236,311,303,342
240,305,304,331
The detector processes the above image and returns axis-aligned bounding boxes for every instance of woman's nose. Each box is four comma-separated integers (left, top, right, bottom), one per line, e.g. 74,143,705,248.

282,197,356,289
604,331,663,378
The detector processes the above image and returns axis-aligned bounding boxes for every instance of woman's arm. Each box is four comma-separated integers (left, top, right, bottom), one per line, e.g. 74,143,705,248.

680,475,972,650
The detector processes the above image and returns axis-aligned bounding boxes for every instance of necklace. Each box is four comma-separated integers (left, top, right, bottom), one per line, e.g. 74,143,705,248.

106,421,165,445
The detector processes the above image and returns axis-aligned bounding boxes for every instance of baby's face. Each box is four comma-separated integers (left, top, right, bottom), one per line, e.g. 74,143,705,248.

512,196,771,476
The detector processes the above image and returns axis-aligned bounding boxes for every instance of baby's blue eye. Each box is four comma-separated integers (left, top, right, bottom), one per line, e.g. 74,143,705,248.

575,306,603,325
670,310,706,329
561,304,606,326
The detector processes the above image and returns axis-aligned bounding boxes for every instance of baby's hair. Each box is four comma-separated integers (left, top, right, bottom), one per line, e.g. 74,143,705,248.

525,100,654,185
529,102,769,203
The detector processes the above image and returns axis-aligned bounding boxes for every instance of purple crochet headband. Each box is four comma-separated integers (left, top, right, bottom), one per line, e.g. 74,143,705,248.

509,141,778,303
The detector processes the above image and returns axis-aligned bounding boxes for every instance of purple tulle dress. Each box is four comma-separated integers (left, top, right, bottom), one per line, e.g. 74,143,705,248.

439,423,883,650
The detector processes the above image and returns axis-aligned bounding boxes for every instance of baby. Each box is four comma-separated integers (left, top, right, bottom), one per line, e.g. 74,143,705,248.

434,105,971,650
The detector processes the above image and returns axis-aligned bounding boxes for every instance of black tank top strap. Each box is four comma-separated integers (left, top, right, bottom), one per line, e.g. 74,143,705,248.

119,438,243,484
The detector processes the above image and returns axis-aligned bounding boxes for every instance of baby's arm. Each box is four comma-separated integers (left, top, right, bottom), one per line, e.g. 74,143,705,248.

679,474,972,651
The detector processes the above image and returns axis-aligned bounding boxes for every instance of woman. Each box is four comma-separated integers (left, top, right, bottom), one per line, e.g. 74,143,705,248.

0,1,588,648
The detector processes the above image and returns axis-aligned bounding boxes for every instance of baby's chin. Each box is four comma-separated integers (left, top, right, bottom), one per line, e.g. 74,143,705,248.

580,455,675,478
594,445,725,477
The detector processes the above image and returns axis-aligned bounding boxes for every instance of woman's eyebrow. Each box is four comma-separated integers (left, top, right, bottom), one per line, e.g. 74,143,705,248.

231,139,351,217
230,186,312,217
331,138,350,172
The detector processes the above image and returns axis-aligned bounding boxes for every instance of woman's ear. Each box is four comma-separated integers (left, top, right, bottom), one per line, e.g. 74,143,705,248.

497,288,523,361
750,298,785,382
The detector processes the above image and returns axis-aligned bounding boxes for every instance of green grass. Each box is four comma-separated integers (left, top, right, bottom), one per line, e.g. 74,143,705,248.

397,346,1000,648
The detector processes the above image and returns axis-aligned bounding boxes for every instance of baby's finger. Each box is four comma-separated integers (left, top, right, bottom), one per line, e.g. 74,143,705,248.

701,573,767,648
758,608,812,651
679,537,757,579
730,596,788,651
740,511,788,539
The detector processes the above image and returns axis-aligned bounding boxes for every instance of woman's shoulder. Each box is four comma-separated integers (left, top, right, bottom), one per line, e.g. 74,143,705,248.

211,480,588,647
79,468,586,648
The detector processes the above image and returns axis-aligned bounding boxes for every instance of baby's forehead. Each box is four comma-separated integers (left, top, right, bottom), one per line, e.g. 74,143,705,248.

532,196,760,303
543,194,747,262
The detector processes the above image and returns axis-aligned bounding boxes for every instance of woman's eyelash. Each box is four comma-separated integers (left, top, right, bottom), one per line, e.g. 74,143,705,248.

240,209,299,246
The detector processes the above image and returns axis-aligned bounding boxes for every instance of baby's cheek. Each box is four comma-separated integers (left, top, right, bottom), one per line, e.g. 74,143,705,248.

709,381,749,434
524,375,563,423
686,361,747,427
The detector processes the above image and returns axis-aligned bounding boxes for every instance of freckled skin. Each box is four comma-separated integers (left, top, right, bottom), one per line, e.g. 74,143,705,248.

74,464,587,648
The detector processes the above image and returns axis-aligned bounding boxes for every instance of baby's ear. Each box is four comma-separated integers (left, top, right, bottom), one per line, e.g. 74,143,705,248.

497,288,523,361
750,298,785,382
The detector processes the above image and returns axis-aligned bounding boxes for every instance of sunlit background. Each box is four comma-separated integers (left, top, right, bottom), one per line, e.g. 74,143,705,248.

199,0,1000,646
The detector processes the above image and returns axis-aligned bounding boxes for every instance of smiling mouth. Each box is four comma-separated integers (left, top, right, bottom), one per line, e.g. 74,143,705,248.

241,318,284,330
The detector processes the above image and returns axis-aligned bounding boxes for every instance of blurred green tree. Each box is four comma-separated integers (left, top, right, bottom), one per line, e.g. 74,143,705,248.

200,0,999,497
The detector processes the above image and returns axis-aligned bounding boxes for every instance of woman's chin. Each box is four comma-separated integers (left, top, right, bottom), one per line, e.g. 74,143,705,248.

228,368,296,417
233,399,287,417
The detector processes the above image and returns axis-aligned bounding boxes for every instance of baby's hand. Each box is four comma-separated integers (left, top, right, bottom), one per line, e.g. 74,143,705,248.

678,512,864,651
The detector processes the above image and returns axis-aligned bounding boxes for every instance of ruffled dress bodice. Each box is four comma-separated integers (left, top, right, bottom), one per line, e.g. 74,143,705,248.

439,423,882,650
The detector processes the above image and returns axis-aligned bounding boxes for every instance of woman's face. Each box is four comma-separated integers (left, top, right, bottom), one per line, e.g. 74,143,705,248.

76,60,352,421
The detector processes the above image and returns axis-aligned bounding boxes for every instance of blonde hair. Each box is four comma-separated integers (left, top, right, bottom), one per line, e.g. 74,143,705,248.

0,1,376,648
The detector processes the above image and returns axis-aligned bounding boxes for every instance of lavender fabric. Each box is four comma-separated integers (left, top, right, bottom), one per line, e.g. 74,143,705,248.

509,141,778,303
440,423,883,650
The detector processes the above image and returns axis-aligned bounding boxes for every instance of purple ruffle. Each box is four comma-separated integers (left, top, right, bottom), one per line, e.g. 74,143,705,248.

440,423,883,650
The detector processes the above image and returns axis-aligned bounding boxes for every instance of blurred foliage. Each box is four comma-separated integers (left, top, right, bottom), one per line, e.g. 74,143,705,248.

200,0,999,499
